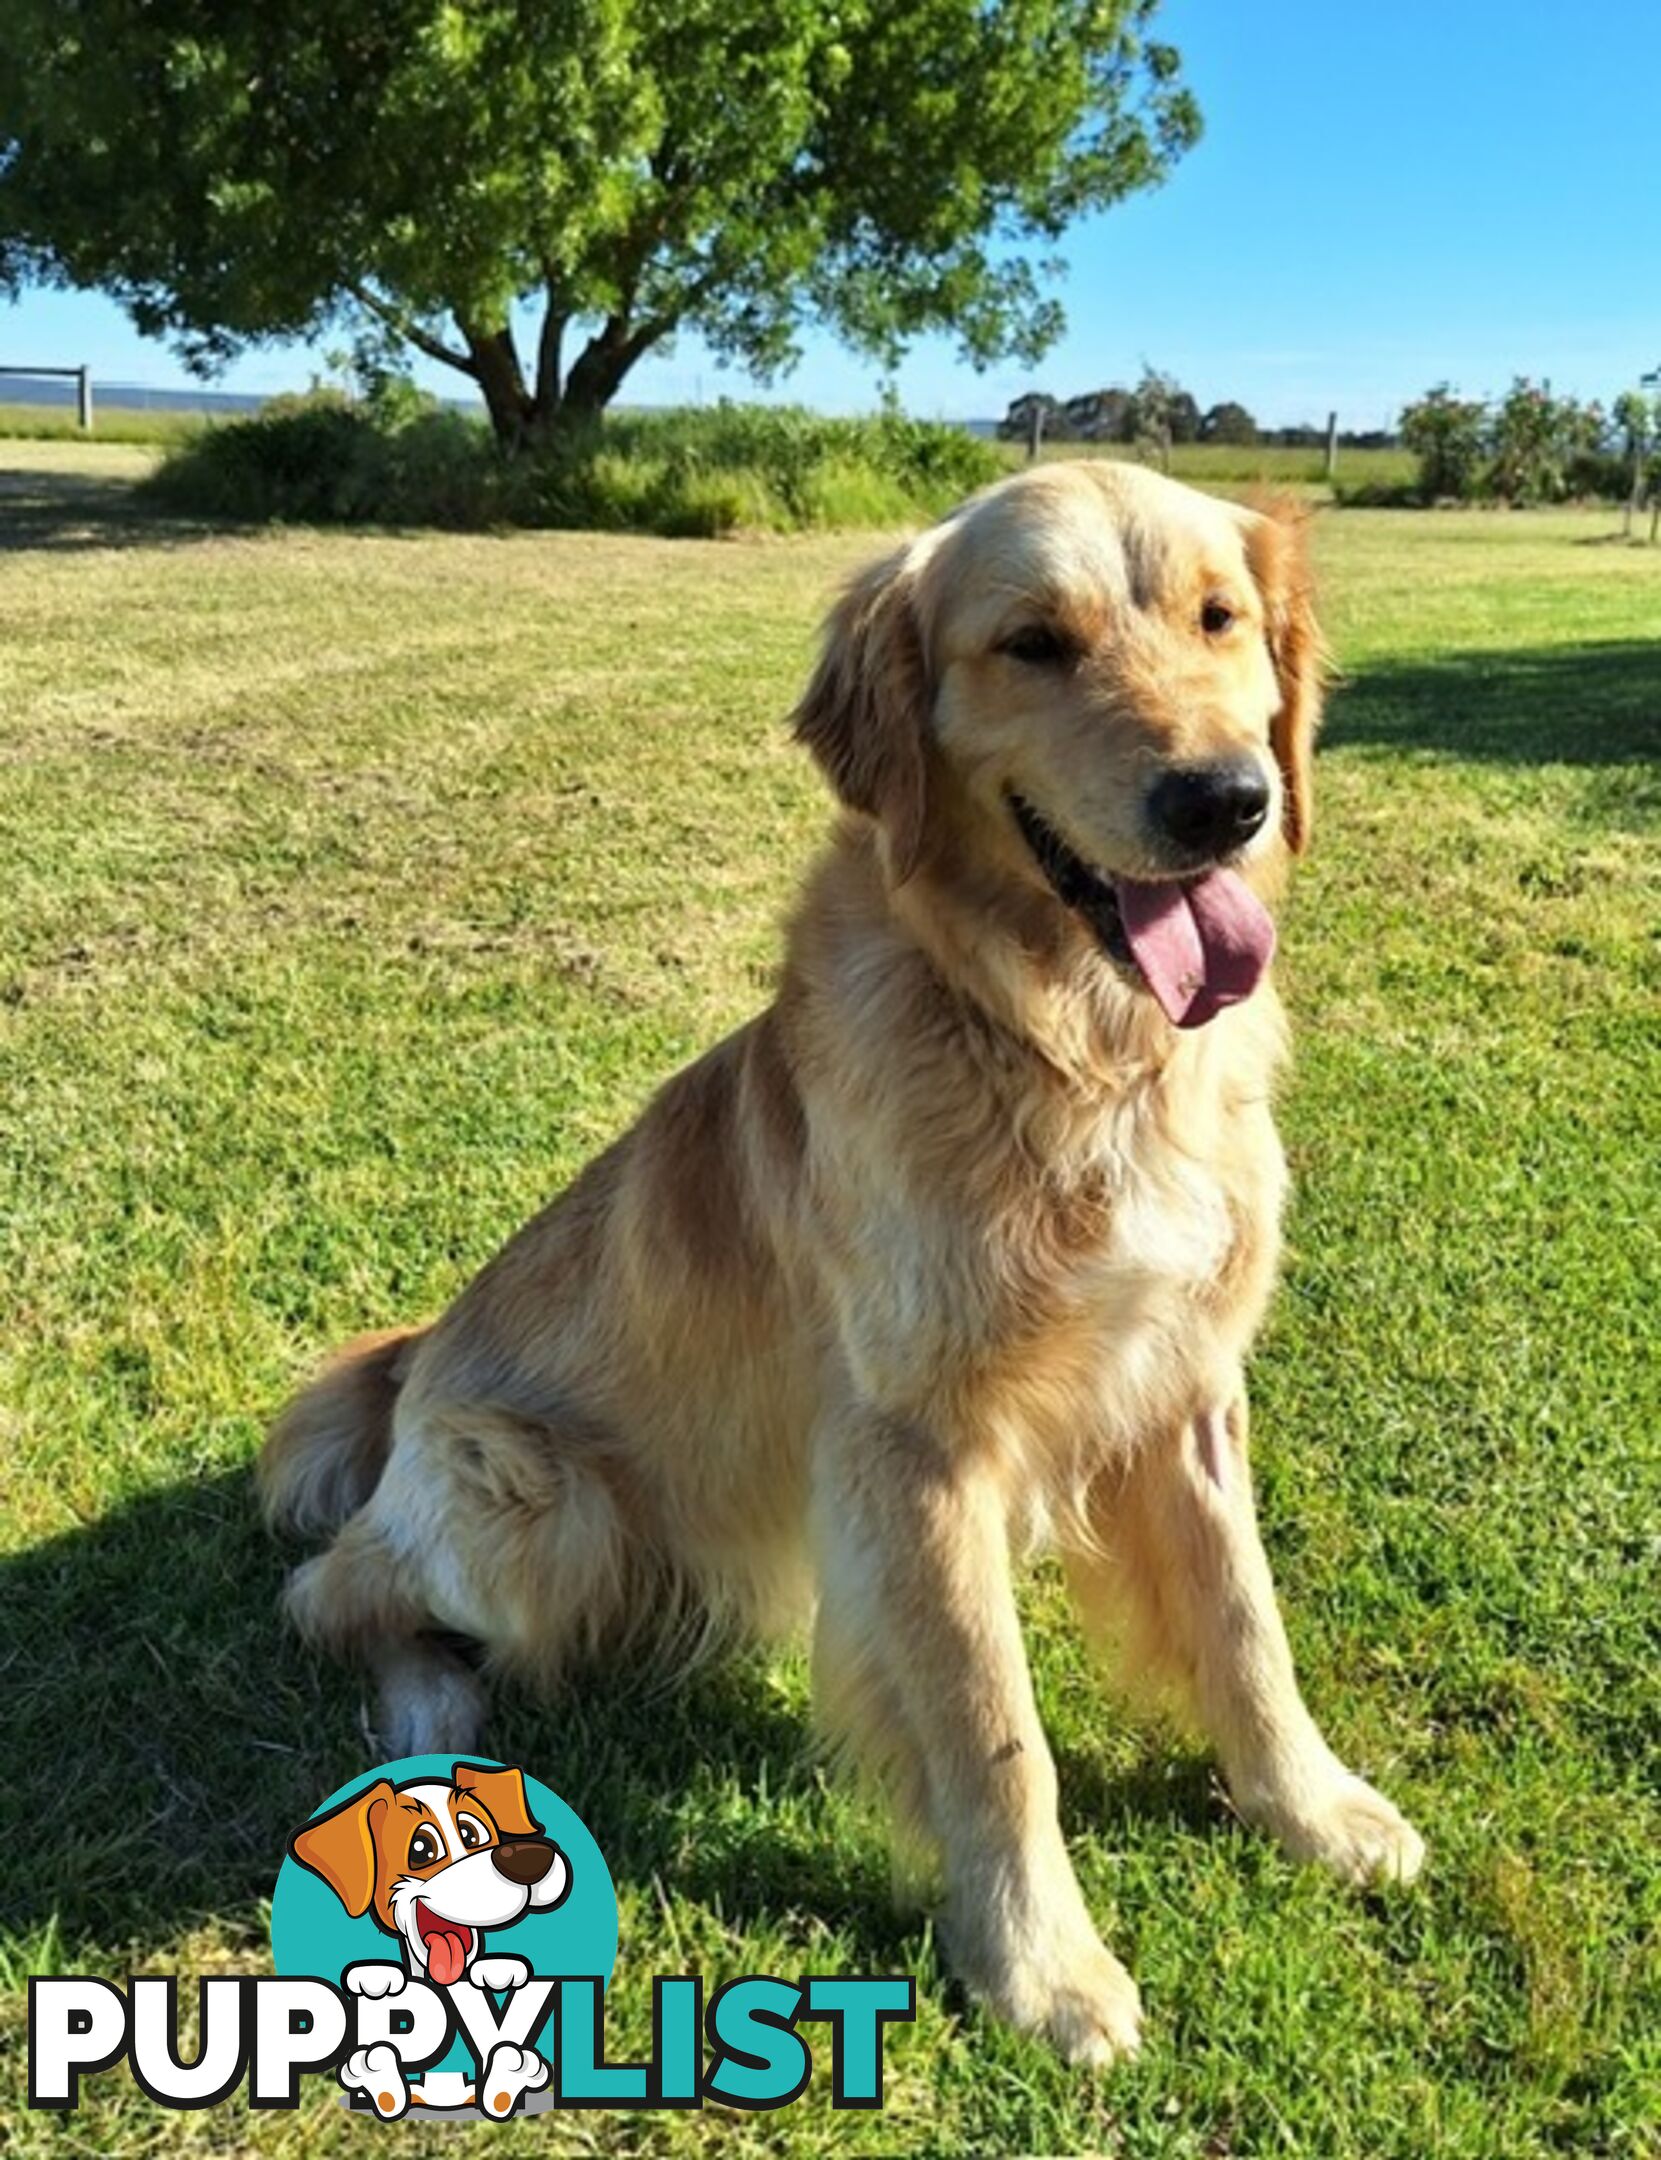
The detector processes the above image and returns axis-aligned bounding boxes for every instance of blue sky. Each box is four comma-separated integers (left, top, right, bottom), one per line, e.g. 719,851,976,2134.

5,0,1658,428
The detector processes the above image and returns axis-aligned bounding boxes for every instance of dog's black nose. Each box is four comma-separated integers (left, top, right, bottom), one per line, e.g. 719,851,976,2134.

493,1837,556,1886
1147,757,1271,856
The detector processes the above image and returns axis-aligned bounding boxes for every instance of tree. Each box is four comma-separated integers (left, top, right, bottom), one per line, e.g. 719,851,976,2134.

1126,365,1191,468
1062,386,1134,441
1399,384,1487,500
1201,400,1257,446
1488,378,1603,505
0,0,1201,449
1612,388,1657,534
1165,388,1201,443
998,392,1073,445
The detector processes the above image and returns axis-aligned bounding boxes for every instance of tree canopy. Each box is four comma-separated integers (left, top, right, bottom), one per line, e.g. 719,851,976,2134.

0,0,1200,444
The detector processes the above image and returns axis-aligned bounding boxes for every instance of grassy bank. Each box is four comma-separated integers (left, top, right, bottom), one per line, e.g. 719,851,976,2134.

0,446,1656,2158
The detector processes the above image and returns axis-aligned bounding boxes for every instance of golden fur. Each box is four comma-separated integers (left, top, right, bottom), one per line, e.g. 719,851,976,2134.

263,460,1422,2063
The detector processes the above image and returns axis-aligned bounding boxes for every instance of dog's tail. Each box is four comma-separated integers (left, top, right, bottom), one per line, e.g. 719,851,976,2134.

260,1327,425,1536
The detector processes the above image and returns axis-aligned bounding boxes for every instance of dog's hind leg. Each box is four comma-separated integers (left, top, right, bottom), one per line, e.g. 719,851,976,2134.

284,1514,488,1756
286,1393,636,1753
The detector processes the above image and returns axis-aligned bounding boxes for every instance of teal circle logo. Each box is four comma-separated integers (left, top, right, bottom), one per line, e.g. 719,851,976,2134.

271,1756,617,2109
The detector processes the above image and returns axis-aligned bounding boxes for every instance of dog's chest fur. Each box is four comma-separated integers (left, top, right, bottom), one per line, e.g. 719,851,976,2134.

984,1072,1280,1435
827,1020,1284,1473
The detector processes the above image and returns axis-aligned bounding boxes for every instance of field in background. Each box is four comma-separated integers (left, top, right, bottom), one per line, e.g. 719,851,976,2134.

0,394,1420,500
0,399,211,445
1022,436,1418,492
1,443,1656,2159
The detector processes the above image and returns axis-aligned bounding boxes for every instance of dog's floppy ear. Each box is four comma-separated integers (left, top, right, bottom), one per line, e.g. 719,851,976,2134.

791,546,932,883
1240,502,1326,854
289,1778,394,1917
453,1761,542,1840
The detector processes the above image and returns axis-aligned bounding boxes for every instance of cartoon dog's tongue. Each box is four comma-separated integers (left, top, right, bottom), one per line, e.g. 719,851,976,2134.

424,1921,471,1985
1115,870,1276,1029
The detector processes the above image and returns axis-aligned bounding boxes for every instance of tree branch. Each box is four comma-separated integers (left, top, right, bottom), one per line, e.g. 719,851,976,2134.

343,279,476,377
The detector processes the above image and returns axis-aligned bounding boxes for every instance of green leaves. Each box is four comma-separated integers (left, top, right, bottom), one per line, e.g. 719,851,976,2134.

0,0,1199,439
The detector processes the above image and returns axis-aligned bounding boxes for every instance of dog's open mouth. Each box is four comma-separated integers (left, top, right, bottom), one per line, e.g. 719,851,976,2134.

415,1900,478,1986
1008,791,1276,1029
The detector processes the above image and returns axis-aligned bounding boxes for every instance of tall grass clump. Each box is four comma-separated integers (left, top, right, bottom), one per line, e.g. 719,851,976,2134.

142,388,1003,536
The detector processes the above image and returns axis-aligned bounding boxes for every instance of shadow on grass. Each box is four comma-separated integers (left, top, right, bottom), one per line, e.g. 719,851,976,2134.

0,1465,1217,1970
1328,640,1661,770
0,463,237,553
0,1467,894,1960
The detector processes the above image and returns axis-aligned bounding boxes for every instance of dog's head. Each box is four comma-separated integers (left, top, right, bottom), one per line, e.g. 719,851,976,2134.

793,461,1326,1027
289,1761,570,1984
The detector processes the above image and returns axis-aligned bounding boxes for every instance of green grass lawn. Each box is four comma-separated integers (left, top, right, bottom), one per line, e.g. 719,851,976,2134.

1,445,1656,2158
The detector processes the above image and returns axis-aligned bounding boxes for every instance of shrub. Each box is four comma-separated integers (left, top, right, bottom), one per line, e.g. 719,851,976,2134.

1487,379,1603,505
1395,381,1629,506
143,391,1002,535
1400,385,1488,501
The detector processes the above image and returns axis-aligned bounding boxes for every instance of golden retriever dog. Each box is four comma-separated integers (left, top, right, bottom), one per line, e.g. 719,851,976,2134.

263,459,1423,2063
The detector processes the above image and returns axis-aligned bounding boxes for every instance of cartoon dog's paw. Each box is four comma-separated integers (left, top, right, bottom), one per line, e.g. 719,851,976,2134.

343,1960,408,1999
341,2043,409,2119
467,1954,532,1992
478,2043,550,2119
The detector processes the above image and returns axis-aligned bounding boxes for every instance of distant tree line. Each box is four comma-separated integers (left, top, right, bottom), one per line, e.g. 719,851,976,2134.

1401,379,1661,517
998,366,1399,455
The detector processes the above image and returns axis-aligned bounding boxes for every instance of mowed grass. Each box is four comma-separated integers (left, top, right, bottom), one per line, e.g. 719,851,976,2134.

1,444,1657,2158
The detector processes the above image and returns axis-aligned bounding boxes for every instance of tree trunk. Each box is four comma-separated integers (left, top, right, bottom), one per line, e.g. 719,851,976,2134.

461,320,535,448
560,319,634,421
434,301,674,449
526,299,567,441
559,310,671,423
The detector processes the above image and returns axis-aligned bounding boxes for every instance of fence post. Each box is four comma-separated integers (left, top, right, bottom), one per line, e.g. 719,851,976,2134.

77,366,94,433
1324,410,1338,482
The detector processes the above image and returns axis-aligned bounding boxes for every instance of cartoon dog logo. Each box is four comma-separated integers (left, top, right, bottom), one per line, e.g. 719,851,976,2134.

289,1760,570,2117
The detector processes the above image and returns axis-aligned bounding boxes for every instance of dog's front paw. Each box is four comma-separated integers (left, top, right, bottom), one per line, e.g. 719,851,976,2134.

468,1954,532,1992
341,2042,409,2119
478,2042,550,2118
952,1910,1142,2067
343,1960,408,1999
1014,1937,1144,2068
1247,1769,1425,1887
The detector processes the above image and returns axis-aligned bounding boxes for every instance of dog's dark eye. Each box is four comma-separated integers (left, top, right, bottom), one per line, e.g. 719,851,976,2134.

1201,597,1237,636
456,1814,488,1850
408,1827,441,1868
998,624,1073,667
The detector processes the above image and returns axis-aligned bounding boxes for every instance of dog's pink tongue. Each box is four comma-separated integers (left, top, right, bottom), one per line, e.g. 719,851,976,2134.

1115,870,1276,1028
426,1926,469,1986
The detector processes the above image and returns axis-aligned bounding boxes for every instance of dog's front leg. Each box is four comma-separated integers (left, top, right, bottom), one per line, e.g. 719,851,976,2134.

1067,1399,1424,1886
812,1404,1141,2065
